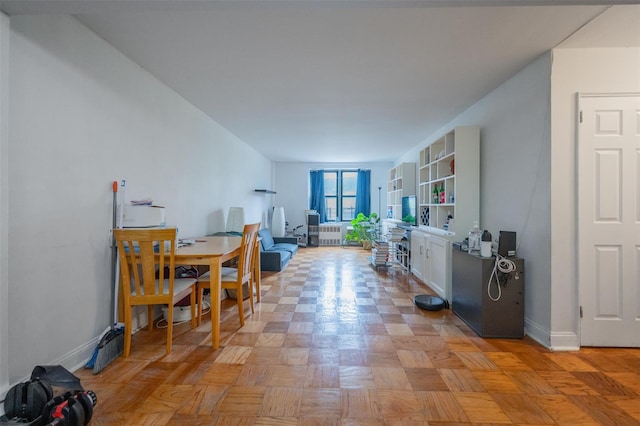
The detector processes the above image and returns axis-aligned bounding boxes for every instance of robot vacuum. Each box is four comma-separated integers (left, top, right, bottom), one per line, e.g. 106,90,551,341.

414,295,448,311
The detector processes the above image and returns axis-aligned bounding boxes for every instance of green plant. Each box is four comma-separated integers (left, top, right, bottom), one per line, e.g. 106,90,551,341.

345,212,380,245
402,214,415,224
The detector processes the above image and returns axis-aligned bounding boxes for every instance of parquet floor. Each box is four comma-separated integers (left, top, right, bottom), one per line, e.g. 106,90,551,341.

75,247,640,425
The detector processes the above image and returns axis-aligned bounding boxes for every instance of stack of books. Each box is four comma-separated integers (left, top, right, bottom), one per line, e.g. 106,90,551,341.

389,227,406,242
369,240,391,269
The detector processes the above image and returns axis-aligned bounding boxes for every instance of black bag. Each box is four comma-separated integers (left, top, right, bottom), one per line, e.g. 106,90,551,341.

30,365,83,395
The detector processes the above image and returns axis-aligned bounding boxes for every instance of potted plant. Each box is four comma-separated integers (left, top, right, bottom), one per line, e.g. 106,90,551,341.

345,212,379,249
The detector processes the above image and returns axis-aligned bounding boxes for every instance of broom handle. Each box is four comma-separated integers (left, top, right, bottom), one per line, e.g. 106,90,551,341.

111,180,126,329
111,181,118,330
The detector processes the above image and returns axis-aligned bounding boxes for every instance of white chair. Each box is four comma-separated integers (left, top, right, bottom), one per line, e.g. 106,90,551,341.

226,207,245,235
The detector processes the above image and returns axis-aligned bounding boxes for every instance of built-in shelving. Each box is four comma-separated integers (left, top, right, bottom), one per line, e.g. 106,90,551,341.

411,126,480,302
386,162,415,221
417,126,479,236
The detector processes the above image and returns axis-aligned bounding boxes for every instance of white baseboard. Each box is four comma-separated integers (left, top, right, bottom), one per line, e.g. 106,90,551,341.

524,317,580,351
524,317,551,349
549,332,580,351
1,333,100,406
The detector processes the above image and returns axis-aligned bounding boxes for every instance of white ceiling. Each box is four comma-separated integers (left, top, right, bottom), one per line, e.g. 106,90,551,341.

2,1,639,162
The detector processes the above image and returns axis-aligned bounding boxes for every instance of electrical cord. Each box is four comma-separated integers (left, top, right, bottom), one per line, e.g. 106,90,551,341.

487,255,517,302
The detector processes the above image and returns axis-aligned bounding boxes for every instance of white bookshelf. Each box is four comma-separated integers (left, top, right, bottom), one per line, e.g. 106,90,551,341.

386,162,416,221
412,126,480,301
417,126,479,237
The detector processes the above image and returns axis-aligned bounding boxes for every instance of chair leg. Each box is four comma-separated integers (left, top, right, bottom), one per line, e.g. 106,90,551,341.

147,305,154,331
236,283,245,327
124,306,132,357
197,285,204,327
253,242,261,303
254,268,261,304
166,302,173,355
198,284,209,326
190,287,196,329
248,277,255,314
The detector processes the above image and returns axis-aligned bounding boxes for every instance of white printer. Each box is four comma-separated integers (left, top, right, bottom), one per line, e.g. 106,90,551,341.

122,205,166,228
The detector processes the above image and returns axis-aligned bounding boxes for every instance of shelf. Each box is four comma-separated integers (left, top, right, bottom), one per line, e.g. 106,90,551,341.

386,163,416,221
254,189,276,194
416,126,479,236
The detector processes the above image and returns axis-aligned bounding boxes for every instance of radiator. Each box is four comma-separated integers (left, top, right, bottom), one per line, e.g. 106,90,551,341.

319,224,342,246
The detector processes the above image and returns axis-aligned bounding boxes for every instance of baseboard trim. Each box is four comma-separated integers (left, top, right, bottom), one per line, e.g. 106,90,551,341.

53,334,103,374
524,317,551,349
2,332,101,408
549,331,580,351
524,318,580,351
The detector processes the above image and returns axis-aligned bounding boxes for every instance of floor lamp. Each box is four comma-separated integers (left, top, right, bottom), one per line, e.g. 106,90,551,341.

272,206,286,238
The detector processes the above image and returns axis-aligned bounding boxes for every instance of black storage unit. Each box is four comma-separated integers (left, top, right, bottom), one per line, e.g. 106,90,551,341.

307,213,319,247
452,249,525,338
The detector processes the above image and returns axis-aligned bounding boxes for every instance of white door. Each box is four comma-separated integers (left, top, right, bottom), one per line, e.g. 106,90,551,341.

578,93,640,347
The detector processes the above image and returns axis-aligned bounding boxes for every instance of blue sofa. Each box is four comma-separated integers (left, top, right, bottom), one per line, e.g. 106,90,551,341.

258,228,299,271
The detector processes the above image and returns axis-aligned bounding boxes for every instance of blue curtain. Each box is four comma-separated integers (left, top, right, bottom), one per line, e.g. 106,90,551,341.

309,170,326,223
355,169,371,216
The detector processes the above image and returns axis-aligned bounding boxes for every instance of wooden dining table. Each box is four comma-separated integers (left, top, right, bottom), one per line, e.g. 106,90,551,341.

174,236,241,349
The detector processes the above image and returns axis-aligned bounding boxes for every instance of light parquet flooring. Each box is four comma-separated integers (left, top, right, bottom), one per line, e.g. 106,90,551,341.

75,247,640,425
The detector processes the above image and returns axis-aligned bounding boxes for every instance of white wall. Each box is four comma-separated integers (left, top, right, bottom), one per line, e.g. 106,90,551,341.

399,53,553,345
550,47,640,349
5,15,272,385
397,46,640,350
274,162,392,233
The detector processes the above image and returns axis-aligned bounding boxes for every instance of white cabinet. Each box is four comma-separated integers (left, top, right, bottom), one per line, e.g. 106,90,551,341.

411,230,450,299
410,231,427,282
425,234,450,299
417,126,479,237
386,162,416,221
413,126,478,301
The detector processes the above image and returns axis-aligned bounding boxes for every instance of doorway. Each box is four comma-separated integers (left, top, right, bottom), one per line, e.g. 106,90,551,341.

577,93,640,347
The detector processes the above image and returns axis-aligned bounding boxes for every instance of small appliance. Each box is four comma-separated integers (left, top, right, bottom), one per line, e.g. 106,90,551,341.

498,231,517,257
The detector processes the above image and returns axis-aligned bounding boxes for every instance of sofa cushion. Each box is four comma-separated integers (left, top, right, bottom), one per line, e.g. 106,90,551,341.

258,228,275,251
260,249,291,271
257,228,299,272
271,242,298,254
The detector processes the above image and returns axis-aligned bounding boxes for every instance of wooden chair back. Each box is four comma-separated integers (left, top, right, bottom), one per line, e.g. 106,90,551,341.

236,222,260,285
114,227,177,306
196,222,261,328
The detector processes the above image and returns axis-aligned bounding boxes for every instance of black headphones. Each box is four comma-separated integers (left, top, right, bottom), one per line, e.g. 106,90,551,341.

3,378,53,422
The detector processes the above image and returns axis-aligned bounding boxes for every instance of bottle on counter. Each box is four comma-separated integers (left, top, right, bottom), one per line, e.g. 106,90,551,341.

480,229,492,257
467,221,481,254
443,211,453,231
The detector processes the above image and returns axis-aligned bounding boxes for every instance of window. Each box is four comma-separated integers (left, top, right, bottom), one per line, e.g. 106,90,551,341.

323,170,357,222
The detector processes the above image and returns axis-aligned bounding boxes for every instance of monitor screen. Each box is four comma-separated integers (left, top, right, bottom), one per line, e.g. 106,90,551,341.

401,196,417,226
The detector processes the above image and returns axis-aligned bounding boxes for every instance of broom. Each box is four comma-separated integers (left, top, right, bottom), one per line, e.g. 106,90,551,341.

85,181,125,373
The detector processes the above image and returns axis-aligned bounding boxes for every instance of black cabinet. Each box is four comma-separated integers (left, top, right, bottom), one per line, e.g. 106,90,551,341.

307,213,319,247
452,250,525,338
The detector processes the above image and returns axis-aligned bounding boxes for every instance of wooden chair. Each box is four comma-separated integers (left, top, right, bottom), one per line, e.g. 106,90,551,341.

197,222,261,327
114,227,197,357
